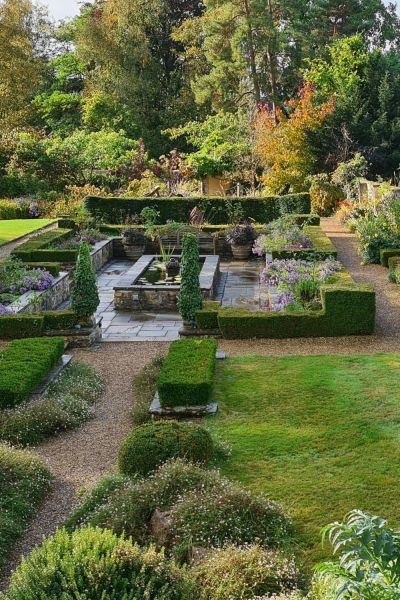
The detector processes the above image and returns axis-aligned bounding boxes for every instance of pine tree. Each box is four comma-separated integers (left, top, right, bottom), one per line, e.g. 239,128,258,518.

178,233,203,324
71,243,100,321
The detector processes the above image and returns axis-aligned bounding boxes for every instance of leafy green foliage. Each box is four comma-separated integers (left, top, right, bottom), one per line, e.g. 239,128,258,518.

130,354,165,426
178,233,203,323
118,421,214,477
71,242,99,320
3,526,196,599
194,545,301,600
0,362,104,446
0,444,51,567
314,510,400,599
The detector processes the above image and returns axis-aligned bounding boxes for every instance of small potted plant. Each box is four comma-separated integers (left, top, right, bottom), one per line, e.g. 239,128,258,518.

122,229,148,261
226,224,256,259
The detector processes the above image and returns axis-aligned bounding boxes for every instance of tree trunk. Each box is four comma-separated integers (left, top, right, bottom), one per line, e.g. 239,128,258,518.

243,0,261,104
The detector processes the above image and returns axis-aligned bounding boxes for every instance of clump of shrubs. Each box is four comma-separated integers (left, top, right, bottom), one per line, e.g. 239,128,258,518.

67,459,290,553
4,526,195,600
170,479,289,549
194,545,301,600
0,444,51,566
118,421,214,477
0,363,104,446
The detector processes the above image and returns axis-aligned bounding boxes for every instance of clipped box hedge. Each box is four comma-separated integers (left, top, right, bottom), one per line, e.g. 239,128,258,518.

380,248,400,267
158,339,217,407
12,229,73,262
0,310,78,340
196,275,375,339
85,193,311,225
0,337,65,409
270,226,337,260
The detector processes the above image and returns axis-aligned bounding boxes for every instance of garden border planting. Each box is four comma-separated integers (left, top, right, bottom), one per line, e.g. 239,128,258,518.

0,337,65,409
85,193,311,224
157,339,217,407
269,226,337,260
11,229,73,262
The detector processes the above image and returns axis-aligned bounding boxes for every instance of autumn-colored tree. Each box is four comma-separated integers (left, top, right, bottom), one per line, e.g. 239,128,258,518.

254,84,334,193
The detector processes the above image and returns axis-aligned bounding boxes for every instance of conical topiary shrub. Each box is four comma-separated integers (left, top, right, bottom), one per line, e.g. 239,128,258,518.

178,233,202,324
71,242,100,323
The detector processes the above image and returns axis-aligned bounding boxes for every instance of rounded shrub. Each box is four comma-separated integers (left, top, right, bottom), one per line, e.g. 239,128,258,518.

4,526,195,600
194,545,301,600
170,480,290,549
66,460,223,543
118,421,214,477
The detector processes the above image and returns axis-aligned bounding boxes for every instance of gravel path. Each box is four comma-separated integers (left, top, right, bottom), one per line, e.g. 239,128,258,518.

0,342,169,589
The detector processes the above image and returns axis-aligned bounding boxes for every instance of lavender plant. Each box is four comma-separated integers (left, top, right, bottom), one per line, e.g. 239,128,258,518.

253,217,312,256
0,259,55,304
261,257,342,311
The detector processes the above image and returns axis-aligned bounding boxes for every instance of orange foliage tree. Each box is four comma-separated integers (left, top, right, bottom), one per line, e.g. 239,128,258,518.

254,84,335,193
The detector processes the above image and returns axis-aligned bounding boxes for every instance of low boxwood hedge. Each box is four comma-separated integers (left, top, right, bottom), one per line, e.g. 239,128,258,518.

118,421,214,476
23,262,61,277
12,229,73,262
0,310,78,340
85,193,311,225
158,339,217,407
380,248,400,267
196,279,375,339
270,226,337,260
0,337,65,409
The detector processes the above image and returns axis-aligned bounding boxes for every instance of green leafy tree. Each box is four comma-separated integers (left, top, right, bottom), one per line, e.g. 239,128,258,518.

74,0,204,156
178,233,203,324
71,242,100,321
0,0,45,131
305,35,400,176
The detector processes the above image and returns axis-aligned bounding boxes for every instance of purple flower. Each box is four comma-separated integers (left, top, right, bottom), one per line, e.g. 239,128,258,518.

0,304,13,315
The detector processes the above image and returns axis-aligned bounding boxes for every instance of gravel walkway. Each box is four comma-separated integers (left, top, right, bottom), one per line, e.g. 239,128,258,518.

0,342,168,589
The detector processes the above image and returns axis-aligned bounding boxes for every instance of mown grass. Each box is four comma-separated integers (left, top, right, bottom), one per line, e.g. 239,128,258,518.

209,353,400,563
0,219,55,246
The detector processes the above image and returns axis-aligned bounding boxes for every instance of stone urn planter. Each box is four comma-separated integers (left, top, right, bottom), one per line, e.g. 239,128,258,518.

122,229,148,261
166,257,180,278
226,224,257,260
231,242,253,260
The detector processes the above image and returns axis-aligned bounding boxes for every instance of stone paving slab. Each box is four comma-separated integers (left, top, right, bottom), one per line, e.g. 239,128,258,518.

95,257,263,342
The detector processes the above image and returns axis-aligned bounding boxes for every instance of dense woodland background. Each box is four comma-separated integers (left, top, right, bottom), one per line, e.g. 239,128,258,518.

1,0,400,206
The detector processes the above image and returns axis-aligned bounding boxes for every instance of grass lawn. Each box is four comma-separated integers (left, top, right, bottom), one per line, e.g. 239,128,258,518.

210,353,400,563
0,219,56,246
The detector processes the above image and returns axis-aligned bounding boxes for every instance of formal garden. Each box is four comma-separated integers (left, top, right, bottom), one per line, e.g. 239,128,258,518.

2,0,400,598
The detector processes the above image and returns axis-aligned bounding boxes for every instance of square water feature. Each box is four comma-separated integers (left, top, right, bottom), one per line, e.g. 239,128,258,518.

113,254,220,311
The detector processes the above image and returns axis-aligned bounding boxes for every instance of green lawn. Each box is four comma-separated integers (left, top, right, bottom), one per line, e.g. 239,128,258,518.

210,354,400,563
0,219,56,246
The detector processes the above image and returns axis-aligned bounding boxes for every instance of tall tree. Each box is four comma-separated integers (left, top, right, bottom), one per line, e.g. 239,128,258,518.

74,0,204,156
0,0,45,131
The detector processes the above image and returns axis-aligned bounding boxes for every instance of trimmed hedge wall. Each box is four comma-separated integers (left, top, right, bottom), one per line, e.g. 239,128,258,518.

270,226,337,260
12,229,73,262
196,279,375,339
380,248,400,267
0,337,65,408
158,339,217,407
85,193,311,225
24,262,61,277
0,310,78,340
